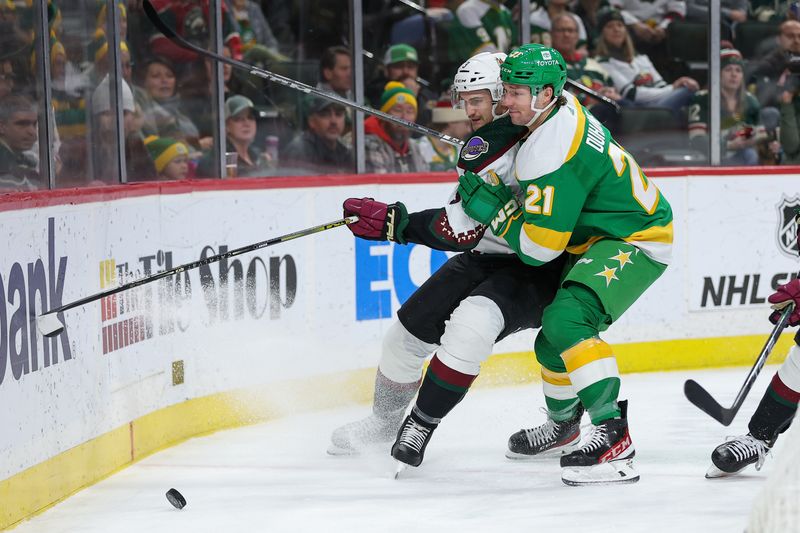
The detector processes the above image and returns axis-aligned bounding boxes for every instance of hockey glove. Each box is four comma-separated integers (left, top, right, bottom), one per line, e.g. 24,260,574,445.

343,197,409,243
768,279,800,327
457,171,519,235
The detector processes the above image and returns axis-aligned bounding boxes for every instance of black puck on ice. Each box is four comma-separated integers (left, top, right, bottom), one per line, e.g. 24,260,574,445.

166,488,187,509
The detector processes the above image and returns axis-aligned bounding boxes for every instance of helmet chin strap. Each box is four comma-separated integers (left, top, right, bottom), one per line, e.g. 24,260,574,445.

491,102,508,119
525,95,557,128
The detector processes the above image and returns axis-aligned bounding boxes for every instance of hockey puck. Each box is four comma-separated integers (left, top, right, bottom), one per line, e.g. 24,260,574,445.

166,488,186,509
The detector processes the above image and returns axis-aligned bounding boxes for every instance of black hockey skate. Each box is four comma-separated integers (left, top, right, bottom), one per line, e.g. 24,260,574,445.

706,434,772,479
506,406,583,460
560,401,639,485
391,413,437,468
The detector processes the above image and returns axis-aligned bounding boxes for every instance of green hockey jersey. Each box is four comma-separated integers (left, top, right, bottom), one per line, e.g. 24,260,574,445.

498,93,673,266
448,0,516,63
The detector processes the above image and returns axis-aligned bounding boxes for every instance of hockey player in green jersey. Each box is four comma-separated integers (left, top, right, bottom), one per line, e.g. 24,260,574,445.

329,52,563,459
458,43,673,485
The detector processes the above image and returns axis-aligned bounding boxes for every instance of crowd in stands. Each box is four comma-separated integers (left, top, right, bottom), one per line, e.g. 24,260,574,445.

3,0,800,191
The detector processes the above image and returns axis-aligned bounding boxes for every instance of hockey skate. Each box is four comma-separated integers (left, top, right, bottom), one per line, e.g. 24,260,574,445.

391,412,437,468
327,413,403,456
705,434,772,479
506,406,583,460
560,401,639,486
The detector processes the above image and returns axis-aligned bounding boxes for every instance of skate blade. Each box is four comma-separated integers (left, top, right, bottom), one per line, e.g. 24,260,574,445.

326,444,360,456
705,464,738,479
505,440,581,461
561,459,640,486
393,461,408,479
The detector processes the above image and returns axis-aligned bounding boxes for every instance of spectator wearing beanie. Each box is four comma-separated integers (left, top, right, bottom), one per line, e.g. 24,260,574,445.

414,100,470,171
688,48,766,166
595,8,698,117
144,135,191,180
366,44,435,127
364,81,426,174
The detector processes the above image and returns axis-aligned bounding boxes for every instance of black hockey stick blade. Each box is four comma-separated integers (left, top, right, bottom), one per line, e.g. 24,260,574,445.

683,303,794,426
36,216,358,338
684,379,736,426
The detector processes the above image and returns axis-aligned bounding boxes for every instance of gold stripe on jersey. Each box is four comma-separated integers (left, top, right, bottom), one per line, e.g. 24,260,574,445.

566,235,605,255
562,338,614,372
542,367,572,386
522,223,572,252
623,222,674,244
565,97,587,162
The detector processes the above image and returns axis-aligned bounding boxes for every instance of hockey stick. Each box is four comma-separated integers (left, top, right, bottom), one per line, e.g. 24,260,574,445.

141,0,464,147
565,79,621,112
684,303,795,426
36,216,358,338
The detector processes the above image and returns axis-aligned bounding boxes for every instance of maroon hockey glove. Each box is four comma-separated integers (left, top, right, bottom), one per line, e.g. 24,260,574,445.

343,197,408,243
768,278,800,327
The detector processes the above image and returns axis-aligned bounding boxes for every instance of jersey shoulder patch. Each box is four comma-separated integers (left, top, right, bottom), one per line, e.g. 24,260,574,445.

458,116,528,173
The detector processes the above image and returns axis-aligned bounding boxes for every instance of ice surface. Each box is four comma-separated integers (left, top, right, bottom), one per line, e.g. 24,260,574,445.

15,366,785,533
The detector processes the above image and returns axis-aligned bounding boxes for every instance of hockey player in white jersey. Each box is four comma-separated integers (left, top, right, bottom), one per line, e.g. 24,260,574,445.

707,210,800,478
328,52,564,458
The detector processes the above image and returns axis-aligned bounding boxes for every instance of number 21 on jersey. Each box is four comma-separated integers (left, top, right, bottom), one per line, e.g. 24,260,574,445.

608,142,659,214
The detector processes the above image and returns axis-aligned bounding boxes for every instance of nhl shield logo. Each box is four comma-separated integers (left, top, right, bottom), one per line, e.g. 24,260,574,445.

776,195,800,257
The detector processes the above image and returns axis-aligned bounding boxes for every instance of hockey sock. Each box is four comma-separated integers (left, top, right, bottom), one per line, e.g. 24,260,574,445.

541,368,580,421
562,338,621,424
413,354,477,423
373,369,420,420
749,372,800,442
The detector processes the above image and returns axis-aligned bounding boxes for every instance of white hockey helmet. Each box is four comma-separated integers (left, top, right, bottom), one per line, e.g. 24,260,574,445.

451,52,506,115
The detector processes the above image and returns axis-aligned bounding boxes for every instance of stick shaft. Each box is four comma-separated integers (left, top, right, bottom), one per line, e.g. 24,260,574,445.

142,1,464,147
43,217,356,316
566,79,620,112
730,303,795,410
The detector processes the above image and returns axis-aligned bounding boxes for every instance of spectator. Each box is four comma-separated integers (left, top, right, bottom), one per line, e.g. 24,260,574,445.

575,0,610,52
92,75,157,182
748,20,800,109
551,14,621,108
447,0,514,63
595,8,698,117
778,66,800,164
0,94,39,190
366,43,435,126
318,46,352,99
688,48,765,165
610,0,685,48
197,95,269,177
528,0,589,50
135,56,207,149
364,81,426,174
283,96,352,174
144,135,191,180
414,100,470,171
229,0,283,58
147,0,242,64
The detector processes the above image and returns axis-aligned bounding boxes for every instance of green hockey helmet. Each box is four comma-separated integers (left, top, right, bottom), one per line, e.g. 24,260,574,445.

500,44,567,97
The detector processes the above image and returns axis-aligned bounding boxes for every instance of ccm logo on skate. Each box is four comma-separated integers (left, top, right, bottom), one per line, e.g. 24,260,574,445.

0,218,72,387
355,240,448,320
599,431,632,463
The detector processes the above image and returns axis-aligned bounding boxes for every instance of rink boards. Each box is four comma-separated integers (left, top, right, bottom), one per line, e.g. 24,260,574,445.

0,169,798,529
